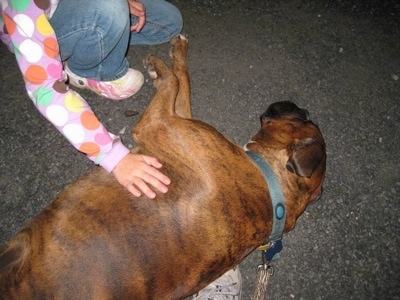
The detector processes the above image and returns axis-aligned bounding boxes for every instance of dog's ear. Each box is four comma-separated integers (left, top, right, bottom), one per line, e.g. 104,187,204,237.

286,138,325,178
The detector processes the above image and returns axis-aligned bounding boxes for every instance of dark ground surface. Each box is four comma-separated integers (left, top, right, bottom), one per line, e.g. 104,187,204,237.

1,0,399,299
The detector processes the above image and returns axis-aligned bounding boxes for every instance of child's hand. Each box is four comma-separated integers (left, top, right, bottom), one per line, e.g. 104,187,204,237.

128,0,146,32
112,153,170,198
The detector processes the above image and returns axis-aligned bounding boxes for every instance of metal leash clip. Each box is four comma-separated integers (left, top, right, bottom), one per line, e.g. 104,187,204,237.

252,240,283,300
252,254,275,300
257,262,274,276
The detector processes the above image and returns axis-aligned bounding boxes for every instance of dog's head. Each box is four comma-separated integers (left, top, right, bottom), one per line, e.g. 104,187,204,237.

247,101,326,230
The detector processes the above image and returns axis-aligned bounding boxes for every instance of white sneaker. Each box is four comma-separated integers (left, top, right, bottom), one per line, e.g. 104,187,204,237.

193,267,242,300
65,65,144,100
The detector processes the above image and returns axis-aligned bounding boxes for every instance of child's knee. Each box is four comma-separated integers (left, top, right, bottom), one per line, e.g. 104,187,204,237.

169,5,183,36
95,0,130,34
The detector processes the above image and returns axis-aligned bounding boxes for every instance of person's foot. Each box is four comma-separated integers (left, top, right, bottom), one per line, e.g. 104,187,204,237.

193,267,242,300
65,65,144,100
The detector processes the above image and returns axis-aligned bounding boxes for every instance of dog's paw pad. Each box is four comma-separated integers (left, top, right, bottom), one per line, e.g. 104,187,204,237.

171,34,188,46
179,34,188,42
143,57,158,79
148,68,158,79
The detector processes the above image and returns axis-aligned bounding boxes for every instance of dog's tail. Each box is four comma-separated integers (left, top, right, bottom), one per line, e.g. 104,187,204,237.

0,228,33,293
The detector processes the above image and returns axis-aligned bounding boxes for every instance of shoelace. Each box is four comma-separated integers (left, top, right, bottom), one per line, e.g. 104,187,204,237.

193,282,240,300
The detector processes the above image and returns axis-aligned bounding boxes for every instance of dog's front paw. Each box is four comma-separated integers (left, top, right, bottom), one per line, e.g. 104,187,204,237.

172,34,188,44
169,34,189,59
143,55,158,79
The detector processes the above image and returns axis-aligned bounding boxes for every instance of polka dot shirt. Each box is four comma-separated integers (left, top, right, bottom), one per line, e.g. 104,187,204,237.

0,0,130,172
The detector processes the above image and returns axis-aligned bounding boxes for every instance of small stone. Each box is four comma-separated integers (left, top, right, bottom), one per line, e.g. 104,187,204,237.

124,109,139,117
391,74,399,81
119,126,127,135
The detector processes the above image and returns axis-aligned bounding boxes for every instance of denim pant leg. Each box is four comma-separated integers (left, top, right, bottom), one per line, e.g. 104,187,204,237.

130,0,183,45
50,0,130,81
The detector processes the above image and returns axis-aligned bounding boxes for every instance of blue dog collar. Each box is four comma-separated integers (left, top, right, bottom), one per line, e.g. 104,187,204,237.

246,151,286,250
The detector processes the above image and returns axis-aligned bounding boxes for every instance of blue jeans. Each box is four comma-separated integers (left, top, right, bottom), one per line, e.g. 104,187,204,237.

50,0,182,81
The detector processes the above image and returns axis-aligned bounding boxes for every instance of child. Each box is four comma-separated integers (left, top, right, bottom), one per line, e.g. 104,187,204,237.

1,0,183,198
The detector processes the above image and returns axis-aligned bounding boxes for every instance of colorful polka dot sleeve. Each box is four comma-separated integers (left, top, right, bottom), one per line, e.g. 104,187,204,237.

0,0,130,173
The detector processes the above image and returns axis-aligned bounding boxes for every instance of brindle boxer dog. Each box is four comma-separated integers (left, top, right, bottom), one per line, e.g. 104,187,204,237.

0,35,326,299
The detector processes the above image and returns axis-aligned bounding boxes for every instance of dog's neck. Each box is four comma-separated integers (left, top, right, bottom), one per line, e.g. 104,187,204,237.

245,150,286,242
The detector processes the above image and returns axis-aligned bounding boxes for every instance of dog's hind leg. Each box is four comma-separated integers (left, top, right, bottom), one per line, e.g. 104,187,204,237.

170,35,191,119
